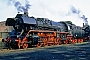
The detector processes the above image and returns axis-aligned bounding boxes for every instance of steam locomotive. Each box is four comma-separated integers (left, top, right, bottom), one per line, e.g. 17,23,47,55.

2,12,90,49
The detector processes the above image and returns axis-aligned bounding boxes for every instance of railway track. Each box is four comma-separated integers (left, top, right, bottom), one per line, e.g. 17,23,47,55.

0,42,89,54
0,42,90,60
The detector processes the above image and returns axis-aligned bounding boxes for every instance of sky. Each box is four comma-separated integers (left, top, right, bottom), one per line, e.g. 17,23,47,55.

0,0,90,27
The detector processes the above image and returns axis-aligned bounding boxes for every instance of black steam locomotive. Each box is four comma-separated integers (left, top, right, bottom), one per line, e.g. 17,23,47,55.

3,12,90,49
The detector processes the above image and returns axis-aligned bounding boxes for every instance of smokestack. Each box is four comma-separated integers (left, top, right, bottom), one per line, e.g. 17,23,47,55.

81,15,88,25
18,12,20,14
24,11,28,16
83,23,84,27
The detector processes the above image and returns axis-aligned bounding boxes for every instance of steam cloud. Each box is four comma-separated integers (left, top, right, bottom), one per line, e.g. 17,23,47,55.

9,0,31,13
67,6,88,25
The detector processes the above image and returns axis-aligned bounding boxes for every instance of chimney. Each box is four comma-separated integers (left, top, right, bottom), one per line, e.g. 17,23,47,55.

18,12,20,14
24,11,28,16
83,23,84,27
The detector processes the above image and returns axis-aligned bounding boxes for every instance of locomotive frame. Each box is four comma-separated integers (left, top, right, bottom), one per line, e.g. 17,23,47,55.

2,12,90,49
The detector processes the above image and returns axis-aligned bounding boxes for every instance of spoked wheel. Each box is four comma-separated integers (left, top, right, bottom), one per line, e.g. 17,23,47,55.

77,39,81,43
64,40,68,44
80,39,83,42
59,41,62,45
23,43,28,49
55,38,60,45
22,37,29,49
36,37,44,47
43,38,48,46
18,39,22,49
36,42,42,47
9,42,18,49
74,39,77,43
